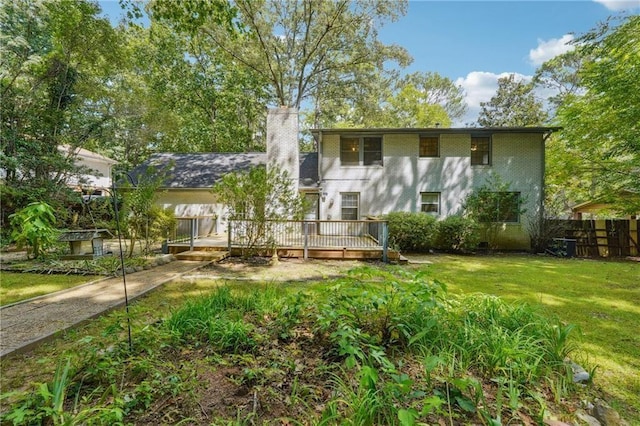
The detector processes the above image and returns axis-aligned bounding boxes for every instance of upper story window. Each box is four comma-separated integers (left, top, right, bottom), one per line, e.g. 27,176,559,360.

340,136,382,166
419,136,439,157
471,136,491,165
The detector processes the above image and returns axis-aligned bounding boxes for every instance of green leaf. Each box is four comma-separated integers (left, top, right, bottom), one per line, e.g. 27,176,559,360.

398,408,418,426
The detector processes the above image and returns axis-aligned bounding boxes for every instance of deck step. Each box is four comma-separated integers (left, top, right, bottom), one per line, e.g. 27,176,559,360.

175,250,229,262
398,255,409,264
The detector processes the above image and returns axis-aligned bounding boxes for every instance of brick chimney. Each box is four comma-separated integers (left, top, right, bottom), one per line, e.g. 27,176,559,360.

266,107,299,191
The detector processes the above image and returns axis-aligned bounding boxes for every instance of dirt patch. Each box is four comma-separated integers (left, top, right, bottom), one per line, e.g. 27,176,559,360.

188,257,371,282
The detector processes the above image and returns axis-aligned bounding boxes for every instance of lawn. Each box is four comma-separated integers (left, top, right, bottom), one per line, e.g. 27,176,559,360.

408,254,640,422
0,255,638,424
0,272,100,306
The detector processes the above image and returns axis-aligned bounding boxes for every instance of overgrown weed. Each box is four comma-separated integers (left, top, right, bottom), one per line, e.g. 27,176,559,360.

1,266,584,425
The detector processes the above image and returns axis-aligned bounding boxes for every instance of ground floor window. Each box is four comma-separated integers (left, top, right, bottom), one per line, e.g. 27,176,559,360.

341,192,359,220
420,192,440,214
477,191,521,222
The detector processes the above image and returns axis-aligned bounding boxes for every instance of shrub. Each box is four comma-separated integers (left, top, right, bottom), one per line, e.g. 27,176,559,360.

385,212,438,252
434,215,480,253
9,202,59,259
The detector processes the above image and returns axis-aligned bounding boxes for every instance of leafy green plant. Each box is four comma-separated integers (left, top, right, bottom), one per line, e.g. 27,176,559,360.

213,165,306,257
434,215,480,253
118,166,174,257
9,201,59,259
463,174,528,249
385,211,438,252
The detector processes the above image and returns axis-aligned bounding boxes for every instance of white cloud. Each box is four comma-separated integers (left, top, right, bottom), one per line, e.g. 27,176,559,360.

454,72,532,126
529,34,575,66
593,0,640,11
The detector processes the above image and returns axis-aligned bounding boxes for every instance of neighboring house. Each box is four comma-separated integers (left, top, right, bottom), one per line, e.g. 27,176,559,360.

0,145,116,195
60,145,117,196
571,192,640,219
129,108,558,250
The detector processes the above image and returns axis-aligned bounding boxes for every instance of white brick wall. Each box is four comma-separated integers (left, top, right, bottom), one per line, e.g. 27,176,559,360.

319,131,545,249
267,107,299,187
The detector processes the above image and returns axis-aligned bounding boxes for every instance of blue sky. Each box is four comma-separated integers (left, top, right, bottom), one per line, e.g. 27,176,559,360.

99,0,639,124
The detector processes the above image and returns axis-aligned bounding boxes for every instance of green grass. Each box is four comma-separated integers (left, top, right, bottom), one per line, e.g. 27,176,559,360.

409,254,640,422
1,255,638,424
0,272,99,306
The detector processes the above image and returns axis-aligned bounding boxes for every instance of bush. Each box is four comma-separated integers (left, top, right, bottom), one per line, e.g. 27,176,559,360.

434,215,480,253
9,202,60,259
385,212,438,252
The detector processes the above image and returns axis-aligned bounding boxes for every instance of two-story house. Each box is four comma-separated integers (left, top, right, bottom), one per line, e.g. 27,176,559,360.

129,107,558,250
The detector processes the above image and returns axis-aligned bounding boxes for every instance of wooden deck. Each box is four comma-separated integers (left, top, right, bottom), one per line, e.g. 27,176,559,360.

167,233,401,262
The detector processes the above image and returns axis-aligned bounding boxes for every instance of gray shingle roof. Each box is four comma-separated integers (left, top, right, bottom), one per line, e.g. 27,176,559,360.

127,152,318,189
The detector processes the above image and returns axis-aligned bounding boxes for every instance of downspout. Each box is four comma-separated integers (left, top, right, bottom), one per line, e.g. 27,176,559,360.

539,131,553,247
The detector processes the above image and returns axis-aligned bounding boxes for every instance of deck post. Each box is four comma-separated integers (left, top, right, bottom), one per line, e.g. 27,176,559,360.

189,218,195,251
382,221,389,263
227,221,232,253
303,221,309,260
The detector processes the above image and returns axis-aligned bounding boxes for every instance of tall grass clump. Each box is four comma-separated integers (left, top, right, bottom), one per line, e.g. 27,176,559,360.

164,285,291,351
311,267,577,424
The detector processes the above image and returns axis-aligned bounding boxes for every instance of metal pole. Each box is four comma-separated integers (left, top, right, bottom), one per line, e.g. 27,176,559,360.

111,174,133,352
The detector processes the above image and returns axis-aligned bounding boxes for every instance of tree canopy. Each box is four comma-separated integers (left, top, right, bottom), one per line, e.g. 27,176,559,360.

477,74,547,127
547,15,640,214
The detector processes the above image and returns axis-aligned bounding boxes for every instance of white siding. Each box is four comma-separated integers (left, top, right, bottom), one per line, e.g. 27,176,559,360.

156,190,225,234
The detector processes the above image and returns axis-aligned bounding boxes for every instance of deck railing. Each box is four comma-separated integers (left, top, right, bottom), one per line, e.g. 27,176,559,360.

166,215,217,250
228,219,389,261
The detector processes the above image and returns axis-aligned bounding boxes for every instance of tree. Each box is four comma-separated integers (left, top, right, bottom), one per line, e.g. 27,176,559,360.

477,74,547,127
307,70,466,130
119,167,175,257
463,174,527,248
94,21,271,164
0,0,123,227
153,0,411,109
533,49,585,110
395,72,467,123
549,15,640,215
213,165,305,256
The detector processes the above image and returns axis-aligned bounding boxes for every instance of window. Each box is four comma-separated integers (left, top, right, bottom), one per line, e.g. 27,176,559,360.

477,192,521,222
341,193,359,220
340,137,360,165
363,137,382,165
471,136,491,165
340,136,382,166
420,192,440,214
419,136,439,157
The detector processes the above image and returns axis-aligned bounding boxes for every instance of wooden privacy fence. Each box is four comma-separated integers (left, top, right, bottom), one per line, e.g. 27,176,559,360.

546,219,639,257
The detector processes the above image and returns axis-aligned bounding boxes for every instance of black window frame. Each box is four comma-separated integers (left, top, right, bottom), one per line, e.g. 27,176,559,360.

419,135,440,158
471,136,491,166
477,191,521,223
340,136,383,166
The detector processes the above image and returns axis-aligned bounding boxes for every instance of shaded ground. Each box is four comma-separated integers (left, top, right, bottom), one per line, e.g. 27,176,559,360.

186,256,368,282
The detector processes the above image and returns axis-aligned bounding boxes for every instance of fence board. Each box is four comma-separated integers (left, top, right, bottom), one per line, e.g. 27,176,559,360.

546,219,639,258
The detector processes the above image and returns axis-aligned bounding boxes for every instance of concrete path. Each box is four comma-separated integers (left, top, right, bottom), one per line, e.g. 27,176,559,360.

0,259,211,359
